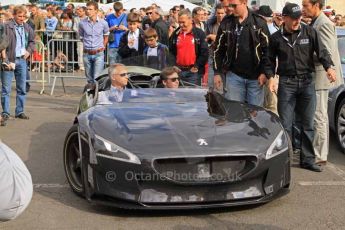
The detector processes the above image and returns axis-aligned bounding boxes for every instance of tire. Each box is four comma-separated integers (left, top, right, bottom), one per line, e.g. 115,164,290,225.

63,124,86,197
336,98,345,153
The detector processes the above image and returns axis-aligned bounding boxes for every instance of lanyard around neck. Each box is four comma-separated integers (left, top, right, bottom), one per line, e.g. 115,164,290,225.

281,27,302,48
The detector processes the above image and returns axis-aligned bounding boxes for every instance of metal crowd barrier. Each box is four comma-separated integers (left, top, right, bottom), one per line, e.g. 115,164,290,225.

35,30,111,95
44,30,85,95
27,40,46,94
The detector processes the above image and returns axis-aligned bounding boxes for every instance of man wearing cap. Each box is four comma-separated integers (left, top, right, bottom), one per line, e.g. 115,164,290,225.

256,5,279,115
266,3,336,172
302,0,343,165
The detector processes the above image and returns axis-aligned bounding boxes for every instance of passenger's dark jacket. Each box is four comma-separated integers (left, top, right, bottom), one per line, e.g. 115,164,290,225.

151,18,169,46
169,27,208,75
213,10,270,76
3,20,35,62
118,29,146,59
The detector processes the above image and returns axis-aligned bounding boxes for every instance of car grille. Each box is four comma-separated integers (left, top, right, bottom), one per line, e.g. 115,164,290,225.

152,156,257,183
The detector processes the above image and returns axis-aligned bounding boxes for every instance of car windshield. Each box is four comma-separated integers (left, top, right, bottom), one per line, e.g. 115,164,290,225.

96,88,207,104
96,54,206,105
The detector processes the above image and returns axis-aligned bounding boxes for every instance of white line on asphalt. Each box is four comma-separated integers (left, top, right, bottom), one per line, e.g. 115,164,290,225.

326,162,345,181
33,183,69,189
25,106,76,109
298,181,345,186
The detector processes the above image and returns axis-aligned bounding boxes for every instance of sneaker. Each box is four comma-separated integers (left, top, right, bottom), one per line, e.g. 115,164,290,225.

15,113,29,120
2,113,10,120
0,114,9,126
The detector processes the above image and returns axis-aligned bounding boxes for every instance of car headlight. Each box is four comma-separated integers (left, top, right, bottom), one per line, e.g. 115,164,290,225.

265,130,288,159
95,135,141,164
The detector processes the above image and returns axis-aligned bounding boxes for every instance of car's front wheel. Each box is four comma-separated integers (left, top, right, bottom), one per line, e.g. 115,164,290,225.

63,124,85,196
336,98,345,153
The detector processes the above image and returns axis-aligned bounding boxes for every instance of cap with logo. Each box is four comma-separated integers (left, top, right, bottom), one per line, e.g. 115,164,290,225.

282,3,302,19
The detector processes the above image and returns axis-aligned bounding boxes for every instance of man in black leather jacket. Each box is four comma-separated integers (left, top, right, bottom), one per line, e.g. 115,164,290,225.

213,0,270,106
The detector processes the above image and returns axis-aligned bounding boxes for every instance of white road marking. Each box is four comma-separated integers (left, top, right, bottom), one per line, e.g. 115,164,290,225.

25,106,76,109
33,183,69,189
298,181,345,186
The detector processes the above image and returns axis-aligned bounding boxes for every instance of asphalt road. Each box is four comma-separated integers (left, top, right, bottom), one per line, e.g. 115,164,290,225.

1,81,345,230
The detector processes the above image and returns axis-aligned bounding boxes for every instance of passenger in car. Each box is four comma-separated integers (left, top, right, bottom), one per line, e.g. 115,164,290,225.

160,66,181,89
97,63,129,104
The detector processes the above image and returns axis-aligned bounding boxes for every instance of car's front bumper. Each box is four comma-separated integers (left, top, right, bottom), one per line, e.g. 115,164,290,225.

86,150,291,210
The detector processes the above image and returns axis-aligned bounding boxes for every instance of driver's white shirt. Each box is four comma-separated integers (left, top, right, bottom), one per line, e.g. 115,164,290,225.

97,86,125,104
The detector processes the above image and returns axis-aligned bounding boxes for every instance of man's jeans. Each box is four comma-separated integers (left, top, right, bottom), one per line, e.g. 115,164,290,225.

108,48,121,65
1,58,27,116
277,75,316,165
83,52,104,83
225,71,264,106
180,70,202,86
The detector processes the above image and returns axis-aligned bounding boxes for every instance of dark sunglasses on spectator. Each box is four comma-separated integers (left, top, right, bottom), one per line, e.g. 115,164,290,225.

227,3,240,8
115,73,129,77
167,77,179,82
146,12,153,15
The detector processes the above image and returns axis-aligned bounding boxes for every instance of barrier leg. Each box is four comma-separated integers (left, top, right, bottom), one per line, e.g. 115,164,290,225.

61,78,66,94
50,76,57,96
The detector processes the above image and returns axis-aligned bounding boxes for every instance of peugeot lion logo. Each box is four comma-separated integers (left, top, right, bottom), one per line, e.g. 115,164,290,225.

197,138,208,146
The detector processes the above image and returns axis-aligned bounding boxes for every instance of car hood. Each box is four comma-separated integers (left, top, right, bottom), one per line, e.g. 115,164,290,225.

79,96,283,158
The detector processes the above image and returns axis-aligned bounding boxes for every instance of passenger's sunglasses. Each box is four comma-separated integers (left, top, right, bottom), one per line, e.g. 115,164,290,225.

146,12,153,15
115,73,129,77
167,77,179,82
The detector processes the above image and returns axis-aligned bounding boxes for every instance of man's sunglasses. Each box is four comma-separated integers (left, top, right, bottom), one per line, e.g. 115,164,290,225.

167,77,179,82
226,3,241,9
146,12,153,15
115,73,129,77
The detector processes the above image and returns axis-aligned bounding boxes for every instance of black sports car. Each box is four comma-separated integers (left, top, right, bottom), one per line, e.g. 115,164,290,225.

63,65,291,209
